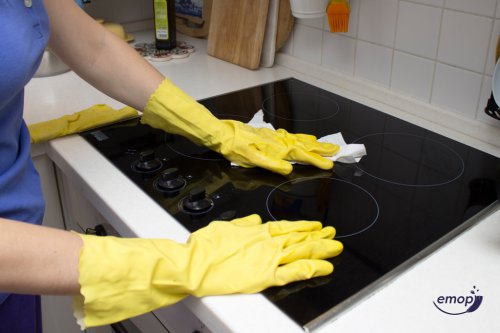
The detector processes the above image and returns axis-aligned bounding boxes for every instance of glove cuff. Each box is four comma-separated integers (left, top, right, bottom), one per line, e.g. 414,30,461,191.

74,234,188,328
141,78,228,150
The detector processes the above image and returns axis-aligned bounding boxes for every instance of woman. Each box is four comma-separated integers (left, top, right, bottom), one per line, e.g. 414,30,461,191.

0,1,343,332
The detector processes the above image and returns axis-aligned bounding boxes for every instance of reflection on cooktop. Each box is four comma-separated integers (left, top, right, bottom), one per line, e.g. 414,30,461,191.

266,177,379,238
80,77,500,331
262,92,339,121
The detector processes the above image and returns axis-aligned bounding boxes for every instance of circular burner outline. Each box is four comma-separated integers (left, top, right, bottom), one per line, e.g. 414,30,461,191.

265,177,380,238
353,132,465,187
262,92,340,122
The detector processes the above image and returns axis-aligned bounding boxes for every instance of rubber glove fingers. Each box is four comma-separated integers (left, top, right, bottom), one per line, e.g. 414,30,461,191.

280,238,344,264
252,126,338,172
275,259,334,285
267,220,324,236
274,225,336,248
304,140,340,156
245,145,295,175
287,147,334,170
229,213,263,226
274,128,340,156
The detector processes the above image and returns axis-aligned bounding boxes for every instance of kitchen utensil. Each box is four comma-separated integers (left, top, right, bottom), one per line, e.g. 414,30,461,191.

207,0,270,70
327,0,350,33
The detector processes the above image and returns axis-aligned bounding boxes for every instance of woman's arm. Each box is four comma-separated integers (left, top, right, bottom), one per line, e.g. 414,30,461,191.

0,217,81,295
43,0,164,110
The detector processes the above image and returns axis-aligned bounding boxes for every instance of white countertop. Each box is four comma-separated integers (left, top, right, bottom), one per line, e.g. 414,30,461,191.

27,31,500,332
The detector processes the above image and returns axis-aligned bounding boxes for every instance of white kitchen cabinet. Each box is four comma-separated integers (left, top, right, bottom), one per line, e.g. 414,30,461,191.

32,150,83,333
32,151,65,230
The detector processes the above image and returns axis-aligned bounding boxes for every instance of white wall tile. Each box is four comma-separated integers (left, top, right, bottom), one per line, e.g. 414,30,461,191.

431,63,482,117
357,0,398,47
355,41,393,86
391,51,435,101
411,0,444,6
297,16,324,30
437,10,492,72
292,24,323,65
322,33,356,75
444,0,496,17
347,0,360,38
395,2,441,58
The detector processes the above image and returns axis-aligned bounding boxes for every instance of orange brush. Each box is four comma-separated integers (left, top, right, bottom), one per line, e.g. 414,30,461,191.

327,0,350,33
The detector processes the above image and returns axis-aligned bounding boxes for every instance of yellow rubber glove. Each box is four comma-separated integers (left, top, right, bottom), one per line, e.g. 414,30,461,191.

73,214,343,328
28,104,138,144
141,79,339,175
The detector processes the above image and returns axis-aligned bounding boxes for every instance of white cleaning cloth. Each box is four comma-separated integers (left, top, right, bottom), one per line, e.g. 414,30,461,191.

230,111,367,166
319,132,366,163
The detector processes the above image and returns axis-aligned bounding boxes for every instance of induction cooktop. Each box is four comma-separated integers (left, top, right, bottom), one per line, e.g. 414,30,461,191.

81,78,500,331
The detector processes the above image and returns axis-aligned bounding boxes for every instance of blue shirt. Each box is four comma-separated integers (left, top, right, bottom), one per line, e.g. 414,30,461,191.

0,0,50,304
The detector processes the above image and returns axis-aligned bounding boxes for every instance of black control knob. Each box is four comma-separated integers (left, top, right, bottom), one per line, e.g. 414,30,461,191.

182,188,213,214
134,150,162,172
156,168,186,192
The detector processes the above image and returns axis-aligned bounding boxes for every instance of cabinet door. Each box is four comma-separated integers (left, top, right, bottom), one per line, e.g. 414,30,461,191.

32,154,65,229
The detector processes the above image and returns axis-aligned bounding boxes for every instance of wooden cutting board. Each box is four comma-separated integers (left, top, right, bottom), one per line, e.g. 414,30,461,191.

207,0,270,70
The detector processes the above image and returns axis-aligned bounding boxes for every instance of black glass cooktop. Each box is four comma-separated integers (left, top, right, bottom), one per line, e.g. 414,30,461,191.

81,78,500,330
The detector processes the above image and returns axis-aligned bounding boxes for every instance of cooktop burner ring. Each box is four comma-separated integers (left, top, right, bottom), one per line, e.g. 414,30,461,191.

353,132,465,187
265,177,380,238
262,92,340,122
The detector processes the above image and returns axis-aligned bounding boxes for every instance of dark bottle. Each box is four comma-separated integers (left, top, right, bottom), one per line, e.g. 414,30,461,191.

153,0,176,50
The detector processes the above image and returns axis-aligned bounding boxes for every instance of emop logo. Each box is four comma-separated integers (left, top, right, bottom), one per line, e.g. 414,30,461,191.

433,286,483,315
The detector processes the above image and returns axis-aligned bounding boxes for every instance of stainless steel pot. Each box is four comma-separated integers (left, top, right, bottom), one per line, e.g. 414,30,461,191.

34,48,71,77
